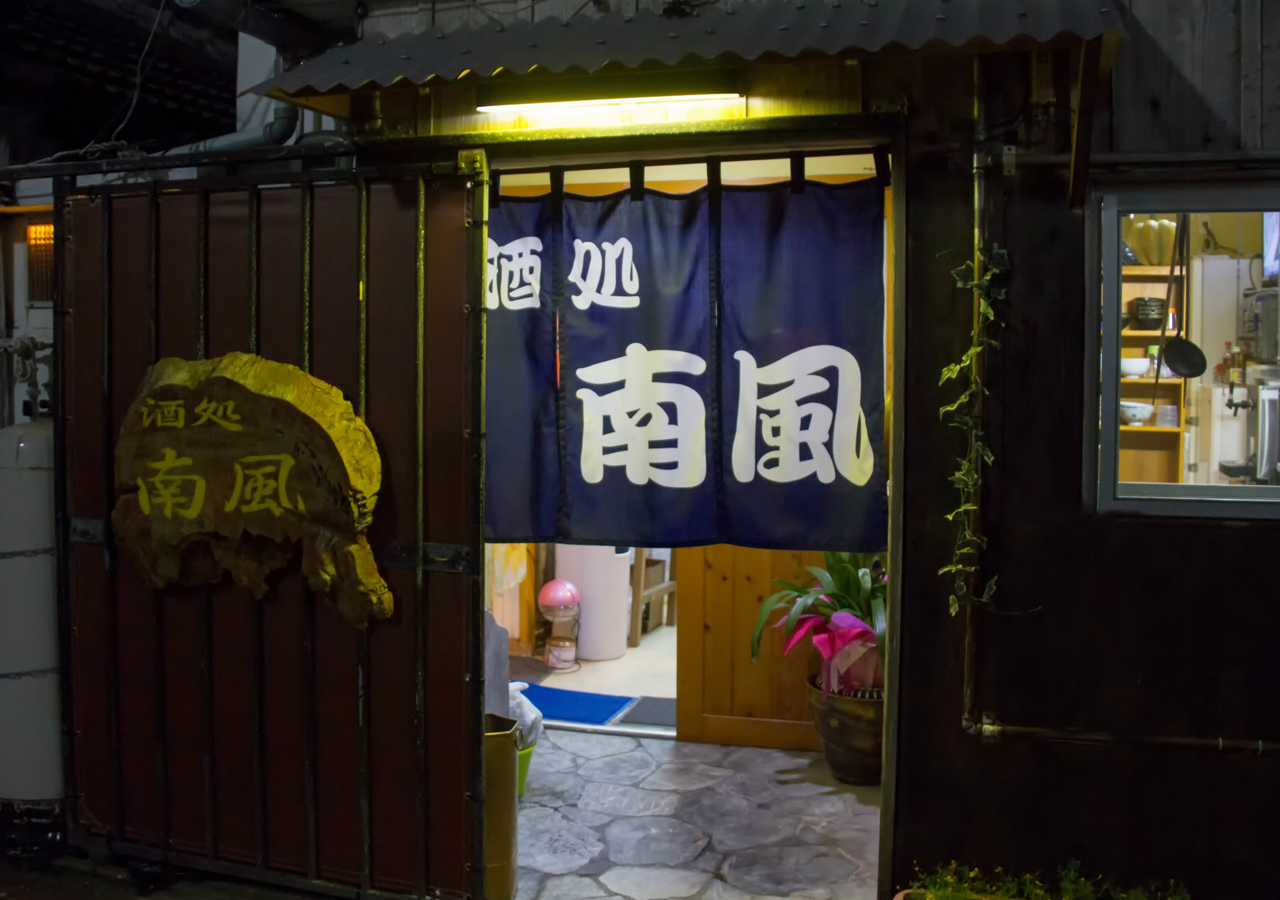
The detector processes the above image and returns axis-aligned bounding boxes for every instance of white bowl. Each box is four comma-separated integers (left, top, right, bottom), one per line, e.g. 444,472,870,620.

1120,358,1150,378
1120,401,1154,424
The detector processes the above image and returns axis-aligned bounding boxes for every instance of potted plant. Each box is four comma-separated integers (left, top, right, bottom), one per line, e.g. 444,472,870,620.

751,551,887,785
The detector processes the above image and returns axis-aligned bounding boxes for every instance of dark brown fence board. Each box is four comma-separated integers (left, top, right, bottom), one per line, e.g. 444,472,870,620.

154,192,208,856
157,193,201,361
263,575,309,874
258,188,304,367
424,182,474,547
64,198,113,836
423,572,473,896
69,544,113,833
207,192,251,357
365,180,421,892
252,185,311,876
308,181,364,888
313,600,362,885
163,592,209,855
210,593,258,864
110,194,162,846
421,179,478,895
311,185,361,404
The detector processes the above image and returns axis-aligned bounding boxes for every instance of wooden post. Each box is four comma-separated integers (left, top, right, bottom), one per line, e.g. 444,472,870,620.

628,548,646,648
1068,37,1103,210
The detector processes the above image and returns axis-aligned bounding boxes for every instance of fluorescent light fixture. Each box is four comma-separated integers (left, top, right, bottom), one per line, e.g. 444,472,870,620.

478,93,742,114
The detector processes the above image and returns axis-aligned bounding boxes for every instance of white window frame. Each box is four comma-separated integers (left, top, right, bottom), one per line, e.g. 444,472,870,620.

1094,182,1280,519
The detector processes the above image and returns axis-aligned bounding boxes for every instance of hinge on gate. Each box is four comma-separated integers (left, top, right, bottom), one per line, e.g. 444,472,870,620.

1187,416,1199,427
1187,463,1199,473
70,518,105,544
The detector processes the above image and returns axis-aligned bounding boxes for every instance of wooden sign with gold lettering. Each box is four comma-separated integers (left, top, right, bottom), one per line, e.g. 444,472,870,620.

112,352,392,626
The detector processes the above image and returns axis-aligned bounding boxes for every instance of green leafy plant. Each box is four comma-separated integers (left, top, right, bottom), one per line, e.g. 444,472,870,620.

939,245,1010,615
909,861,1190,900
749,551,887,693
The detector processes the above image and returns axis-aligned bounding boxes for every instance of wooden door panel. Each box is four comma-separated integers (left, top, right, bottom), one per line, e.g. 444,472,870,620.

676,545,822,751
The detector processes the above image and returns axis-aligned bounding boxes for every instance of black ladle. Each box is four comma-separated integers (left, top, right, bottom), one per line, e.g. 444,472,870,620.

1154,214,1207,386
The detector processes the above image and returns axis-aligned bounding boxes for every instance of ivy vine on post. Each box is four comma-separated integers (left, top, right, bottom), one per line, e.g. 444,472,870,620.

939,245,1009,615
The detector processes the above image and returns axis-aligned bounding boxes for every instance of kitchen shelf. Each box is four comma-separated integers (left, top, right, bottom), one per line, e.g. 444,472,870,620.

1120,425,1182,433
1123,265,1184,277
1121,330,1175,337
1120,377,1182,384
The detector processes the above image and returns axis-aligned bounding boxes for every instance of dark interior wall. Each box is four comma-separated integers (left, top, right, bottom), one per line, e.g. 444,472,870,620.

890,52,1280,900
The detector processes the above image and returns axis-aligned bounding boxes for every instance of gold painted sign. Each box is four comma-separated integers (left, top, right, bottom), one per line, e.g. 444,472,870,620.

112,352,392,626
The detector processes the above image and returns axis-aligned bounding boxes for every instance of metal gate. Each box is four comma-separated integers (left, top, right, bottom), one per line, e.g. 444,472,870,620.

54,151,487,899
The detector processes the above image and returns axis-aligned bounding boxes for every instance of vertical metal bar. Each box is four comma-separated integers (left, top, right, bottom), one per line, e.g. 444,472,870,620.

52,179,75,839
101,195,124,843
413,175,428,899
197,190,216,861
356,176,372,896
707,160,724,536
148,185,160,365
202,587,216,861
252,598,266,873
197,190,209,361
463,150,490,900
302,184,314,374
248,186,260,354
248,185,267,874
300,182,319,883
148,185,169,859
357,178,369,418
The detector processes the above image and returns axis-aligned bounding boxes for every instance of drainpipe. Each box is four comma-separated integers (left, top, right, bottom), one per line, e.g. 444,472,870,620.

161,100,298,155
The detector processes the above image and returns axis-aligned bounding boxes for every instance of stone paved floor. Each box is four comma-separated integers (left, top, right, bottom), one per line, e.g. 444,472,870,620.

517,730,879,900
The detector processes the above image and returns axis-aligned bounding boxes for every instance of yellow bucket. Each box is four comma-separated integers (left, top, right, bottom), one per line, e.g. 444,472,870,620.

517,744,535,798
484,714,519,900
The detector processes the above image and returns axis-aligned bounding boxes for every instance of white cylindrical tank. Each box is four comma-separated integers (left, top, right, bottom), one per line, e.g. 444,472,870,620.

0,417,63,804
555,544,630,661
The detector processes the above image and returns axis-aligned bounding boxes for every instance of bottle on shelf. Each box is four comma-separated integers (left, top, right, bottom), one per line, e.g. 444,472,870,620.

1147,345,1160,378
1230,345,1245,383
1219,341,1233,382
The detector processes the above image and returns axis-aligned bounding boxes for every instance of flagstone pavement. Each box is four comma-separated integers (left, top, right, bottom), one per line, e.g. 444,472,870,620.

517,730,879,900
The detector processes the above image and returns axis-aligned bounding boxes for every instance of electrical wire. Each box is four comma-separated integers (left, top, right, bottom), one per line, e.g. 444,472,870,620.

112,0,169,143
26,0,169,165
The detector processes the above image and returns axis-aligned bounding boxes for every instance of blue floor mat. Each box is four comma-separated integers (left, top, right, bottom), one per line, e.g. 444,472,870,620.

520,683,637,726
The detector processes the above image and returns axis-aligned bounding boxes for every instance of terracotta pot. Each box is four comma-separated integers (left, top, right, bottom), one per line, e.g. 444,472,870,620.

807,678,883,785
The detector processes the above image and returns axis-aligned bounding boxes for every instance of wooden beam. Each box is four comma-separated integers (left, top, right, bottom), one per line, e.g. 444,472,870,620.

1068,37,1103,209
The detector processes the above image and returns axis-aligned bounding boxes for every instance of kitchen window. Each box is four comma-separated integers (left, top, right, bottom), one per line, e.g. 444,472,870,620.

1094,184,1280,518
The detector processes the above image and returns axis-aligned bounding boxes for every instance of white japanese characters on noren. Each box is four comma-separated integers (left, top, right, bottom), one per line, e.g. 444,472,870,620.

732,345,874,486
486,236,544,309
568,237,642,309
575,343,707,488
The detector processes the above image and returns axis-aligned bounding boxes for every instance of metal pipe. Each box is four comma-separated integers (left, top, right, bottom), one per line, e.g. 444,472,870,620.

975,719,1280,756
162,100,299,157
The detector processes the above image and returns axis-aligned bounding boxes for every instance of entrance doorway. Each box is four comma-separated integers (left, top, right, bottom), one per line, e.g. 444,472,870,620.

486,152,893,900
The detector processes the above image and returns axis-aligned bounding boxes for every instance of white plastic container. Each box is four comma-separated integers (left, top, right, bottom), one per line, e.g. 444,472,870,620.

0,418,63,803
554,544,629,661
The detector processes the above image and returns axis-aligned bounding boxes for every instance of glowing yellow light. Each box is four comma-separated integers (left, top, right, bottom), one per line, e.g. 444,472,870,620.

477,93,742,114
27,223,53,246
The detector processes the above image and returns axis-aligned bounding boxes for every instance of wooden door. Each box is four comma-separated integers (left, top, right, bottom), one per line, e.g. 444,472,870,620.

676,545,823,751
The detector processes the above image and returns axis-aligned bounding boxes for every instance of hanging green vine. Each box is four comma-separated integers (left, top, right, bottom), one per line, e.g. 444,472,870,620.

939,245,1010,615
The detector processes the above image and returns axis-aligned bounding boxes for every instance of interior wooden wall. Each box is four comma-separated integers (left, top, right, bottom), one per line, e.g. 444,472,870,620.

676,546,824,752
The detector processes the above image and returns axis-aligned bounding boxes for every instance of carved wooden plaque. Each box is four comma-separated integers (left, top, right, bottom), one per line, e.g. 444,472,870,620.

112,352,392,626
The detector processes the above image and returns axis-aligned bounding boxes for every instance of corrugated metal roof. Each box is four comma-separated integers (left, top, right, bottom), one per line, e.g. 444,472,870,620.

252,0,1121,96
